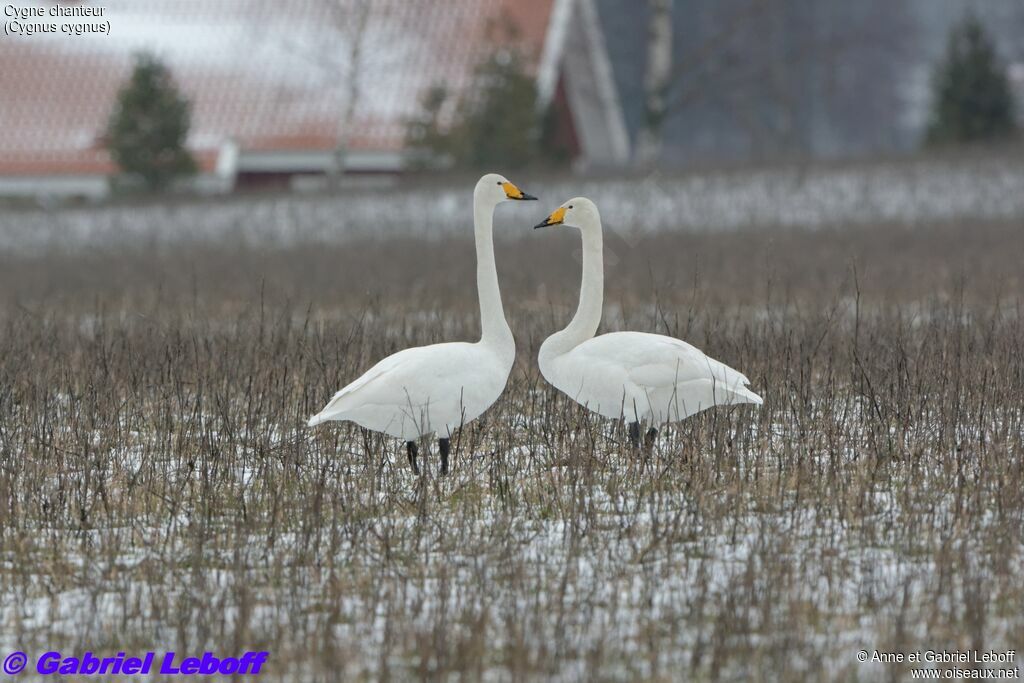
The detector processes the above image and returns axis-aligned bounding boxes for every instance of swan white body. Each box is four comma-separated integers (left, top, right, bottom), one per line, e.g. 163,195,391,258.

308,174,531,440
536,198,762,425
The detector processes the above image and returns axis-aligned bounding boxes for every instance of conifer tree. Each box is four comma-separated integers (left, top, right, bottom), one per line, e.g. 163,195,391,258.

406,50,565,169
107,53,197,192
926,15,1017,146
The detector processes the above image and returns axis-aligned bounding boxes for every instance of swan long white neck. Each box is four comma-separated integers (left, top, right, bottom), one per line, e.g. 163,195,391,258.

473,190,514,353
540,216,603,364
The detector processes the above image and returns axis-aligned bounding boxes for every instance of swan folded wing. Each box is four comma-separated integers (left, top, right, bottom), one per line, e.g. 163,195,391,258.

627,356,752,394
630,363,762,409
584,332,760,401
308,352,412,425
308,343,489,427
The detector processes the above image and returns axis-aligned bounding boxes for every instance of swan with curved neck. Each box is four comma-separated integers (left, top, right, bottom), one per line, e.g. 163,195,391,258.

308,174,536,474
535,198,762,447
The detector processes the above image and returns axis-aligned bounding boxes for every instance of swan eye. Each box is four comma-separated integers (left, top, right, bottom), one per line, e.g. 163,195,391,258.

497,181,503,185
568,205,573,209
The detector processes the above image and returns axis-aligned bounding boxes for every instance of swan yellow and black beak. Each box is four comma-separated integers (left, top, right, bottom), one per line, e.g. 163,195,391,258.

503,181,537,201
534,206,566,229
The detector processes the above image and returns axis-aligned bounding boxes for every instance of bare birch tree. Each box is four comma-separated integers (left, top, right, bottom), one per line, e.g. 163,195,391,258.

259,0,376,189
323,0,373,189
635,0,674,166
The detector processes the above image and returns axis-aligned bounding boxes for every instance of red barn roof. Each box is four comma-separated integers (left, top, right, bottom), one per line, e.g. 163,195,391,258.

0,0,558,177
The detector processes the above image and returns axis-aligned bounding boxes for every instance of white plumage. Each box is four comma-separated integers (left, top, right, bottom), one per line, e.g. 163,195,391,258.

308,174,536,442
307,341,513,439
534,197,762,427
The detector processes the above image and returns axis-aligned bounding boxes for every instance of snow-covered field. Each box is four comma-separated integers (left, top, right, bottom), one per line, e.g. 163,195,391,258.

0,299,1021,680
0,168,1022,680
0,404,1021,680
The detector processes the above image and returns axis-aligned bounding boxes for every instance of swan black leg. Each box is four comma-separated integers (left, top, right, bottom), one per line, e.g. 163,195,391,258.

644,427,658,454
629,421,641,449
439,437,451,476
406,440,420,475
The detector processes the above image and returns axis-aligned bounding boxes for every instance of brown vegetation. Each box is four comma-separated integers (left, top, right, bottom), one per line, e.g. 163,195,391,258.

0,217,1022,680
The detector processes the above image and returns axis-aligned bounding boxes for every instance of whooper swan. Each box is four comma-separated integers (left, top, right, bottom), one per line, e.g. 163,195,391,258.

308,174,537,474
533,197,762,449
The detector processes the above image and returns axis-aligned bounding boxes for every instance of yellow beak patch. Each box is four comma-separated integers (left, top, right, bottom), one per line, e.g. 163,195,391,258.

502,181,525,199
545,206,567,225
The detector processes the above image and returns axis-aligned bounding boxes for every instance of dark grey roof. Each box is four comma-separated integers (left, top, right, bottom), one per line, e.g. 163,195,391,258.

593,0,1023,166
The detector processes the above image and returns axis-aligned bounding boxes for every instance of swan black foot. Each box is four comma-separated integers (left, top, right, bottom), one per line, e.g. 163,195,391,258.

439,437,450,476
406,441,420,475
629,421,641,449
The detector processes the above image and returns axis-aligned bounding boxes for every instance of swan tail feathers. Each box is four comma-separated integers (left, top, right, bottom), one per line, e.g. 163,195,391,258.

730,384,763,406
307,394,349,427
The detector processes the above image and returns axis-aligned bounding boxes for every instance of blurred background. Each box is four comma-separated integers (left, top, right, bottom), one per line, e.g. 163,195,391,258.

1,0,1022,205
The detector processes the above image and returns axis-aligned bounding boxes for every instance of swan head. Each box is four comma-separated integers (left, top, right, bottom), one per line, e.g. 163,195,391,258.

533,197,600,230
475,173,537,204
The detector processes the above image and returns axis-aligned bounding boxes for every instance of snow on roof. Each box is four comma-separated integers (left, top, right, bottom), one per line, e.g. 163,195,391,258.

0,0,556,176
